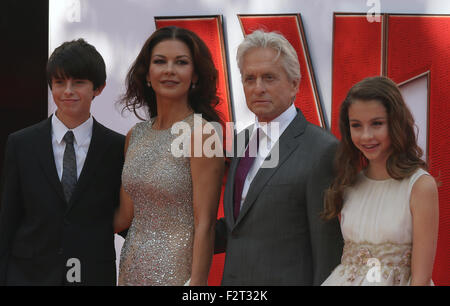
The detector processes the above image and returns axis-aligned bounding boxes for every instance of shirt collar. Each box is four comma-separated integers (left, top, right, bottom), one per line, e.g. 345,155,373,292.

51,112,93,145
253,103,297,143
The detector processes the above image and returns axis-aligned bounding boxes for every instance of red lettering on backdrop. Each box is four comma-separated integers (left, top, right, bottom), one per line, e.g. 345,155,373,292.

386,15,450,285
155,15,231,286
238,14,326,128
331,13,384,137
332,13,450,285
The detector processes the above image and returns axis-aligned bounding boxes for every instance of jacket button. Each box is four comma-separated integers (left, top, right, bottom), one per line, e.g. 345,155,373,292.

58,248,63,255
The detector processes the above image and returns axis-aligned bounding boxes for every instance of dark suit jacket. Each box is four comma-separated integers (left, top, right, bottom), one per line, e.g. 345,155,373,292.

0,116,124,285
215,109,343,285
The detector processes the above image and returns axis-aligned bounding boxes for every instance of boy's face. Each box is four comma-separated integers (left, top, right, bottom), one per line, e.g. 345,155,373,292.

51,78,104,128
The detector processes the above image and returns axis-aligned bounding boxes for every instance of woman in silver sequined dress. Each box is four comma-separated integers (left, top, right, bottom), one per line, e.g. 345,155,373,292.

114,26,225,286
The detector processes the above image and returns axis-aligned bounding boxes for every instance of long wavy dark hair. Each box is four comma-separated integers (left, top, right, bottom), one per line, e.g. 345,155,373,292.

322,76,426,220
120,26,223,124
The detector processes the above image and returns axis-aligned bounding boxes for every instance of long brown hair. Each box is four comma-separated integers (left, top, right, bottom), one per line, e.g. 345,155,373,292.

120,26,223,124
322,76,426,220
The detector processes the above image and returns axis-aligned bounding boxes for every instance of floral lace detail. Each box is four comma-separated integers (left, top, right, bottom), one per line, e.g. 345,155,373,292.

339,240,412,285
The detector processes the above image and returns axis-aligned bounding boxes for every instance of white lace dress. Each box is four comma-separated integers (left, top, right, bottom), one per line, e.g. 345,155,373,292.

322,168,429,286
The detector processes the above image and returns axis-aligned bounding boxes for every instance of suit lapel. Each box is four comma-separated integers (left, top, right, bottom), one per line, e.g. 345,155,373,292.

35,116,66,204
224,155,240,228
66,119,110,213
233,110,307,228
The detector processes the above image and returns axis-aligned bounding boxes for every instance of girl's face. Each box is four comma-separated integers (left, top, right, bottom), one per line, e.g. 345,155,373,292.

147,39,198,104
348,99,391,166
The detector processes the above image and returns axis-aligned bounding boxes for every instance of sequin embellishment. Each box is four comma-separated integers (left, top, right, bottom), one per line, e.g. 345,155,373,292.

119,115,195,285
339,240,412,285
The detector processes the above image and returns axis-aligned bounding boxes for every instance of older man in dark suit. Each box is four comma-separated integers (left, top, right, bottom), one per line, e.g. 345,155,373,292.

0,39,124,285
215,30,343,285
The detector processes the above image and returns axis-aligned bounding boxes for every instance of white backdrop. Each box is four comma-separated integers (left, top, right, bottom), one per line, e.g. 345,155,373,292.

47,0,450,280
48,0,450,133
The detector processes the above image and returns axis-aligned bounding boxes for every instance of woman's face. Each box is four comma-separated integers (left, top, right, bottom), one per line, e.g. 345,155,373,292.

147,39,198,103
348,99,391,166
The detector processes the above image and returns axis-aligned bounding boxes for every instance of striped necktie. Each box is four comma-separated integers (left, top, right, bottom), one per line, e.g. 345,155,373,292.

61,131,77,202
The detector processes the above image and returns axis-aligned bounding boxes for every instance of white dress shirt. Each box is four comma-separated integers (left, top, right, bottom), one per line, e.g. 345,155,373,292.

239,104,297,209
51,113,93,180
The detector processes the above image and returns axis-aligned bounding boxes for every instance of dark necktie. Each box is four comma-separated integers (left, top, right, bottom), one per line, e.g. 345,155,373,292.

61,131,77,202
233,128,260,221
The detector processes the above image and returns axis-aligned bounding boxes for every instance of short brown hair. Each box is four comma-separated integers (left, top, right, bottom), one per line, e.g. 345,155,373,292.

47,38,106,90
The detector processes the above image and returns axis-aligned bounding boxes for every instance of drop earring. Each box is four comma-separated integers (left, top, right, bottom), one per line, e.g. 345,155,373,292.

147,81,152,88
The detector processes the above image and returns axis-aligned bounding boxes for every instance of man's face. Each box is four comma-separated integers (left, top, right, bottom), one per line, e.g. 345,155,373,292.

241,47,299,122
51,77,104,128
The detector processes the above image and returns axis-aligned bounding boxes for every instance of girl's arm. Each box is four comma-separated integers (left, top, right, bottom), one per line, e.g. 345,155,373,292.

410,174,439,286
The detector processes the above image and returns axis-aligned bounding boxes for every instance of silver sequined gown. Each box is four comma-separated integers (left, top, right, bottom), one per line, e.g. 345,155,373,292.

119,115,195,285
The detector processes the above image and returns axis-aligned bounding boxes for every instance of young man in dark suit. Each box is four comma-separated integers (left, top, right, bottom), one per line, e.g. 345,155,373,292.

0,39,125,285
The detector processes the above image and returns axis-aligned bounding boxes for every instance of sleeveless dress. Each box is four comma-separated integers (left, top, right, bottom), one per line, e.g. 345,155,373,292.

322,168,429,286
118,114,196,285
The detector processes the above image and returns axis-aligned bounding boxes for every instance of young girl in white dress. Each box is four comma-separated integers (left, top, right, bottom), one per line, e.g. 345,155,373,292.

321,76,439,286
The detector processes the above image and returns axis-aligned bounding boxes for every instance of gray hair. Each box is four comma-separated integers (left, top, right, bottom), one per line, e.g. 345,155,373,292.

236,30,301,82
